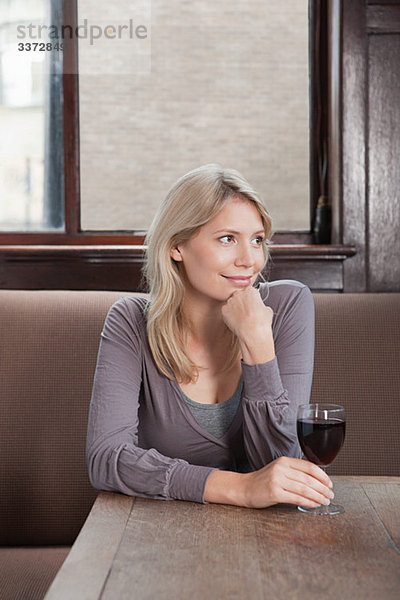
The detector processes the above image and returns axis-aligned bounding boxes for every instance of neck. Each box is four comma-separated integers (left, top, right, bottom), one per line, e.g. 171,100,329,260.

180,296,229,347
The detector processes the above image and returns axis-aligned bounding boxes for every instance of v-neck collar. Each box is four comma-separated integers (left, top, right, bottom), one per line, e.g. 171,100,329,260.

138,307,244,448
170,377,244,448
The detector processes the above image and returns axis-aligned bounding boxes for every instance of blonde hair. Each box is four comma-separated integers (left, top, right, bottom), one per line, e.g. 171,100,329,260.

142,164,272,384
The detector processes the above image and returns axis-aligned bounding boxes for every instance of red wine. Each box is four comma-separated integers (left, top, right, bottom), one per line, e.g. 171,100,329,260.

297,418,346,466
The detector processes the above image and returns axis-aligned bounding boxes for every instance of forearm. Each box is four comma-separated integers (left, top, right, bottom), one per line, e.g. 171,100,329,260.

203,469,248,506
87,439,215,503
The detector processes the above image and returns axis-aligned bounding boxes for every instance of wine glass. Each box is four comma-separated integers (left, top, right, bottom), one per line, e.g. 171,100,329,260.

296,403,346,515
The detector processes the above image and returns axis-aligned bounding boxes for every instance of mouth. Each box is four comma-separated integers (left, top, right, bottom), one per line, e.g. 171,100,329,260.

222,275,253,286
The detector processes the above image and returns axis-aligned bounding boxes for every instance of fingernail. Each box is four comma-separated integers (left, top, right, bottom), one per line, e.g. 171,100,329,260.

323,498,331,505
329,491,335,499
328,480,333,488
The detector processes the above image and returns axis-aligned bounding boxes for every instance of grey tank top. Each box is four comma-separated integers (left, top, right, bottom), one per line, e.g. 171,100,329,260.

181,379,243,439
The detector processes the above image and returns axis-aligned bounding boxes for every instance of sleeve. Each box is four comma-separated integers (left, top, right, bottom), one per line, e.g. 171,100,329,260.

241,285,315,470
86,298,216,503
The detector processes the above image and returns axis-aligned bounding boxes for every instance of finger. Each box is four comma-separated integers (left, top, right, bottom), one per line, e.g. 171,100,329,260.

302,463,333,488
283,479,333,506
284,458,333,487
285,470,333,500
278,489,324,508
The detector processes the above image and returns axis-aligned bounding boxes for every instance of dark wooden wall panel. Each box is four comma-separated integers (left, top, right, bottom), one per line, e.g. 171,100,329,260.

340,0,400,292
341,0,368,291
0,246,354,292
368,34,400,291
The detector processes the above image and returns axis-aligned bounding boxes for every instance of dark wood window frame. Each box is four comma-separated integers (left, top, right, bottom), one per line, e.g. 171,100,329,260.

0,0,355,291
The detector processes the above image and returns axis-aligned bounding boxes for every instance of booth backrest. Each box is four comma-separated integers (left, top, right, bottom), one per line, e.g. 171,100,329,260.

0,291,126,545
312,293,400,477
0,290,399,547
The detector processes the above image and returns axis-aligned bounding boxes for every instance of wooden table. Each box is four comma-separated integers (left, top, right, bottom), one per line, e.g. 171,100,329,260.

45,477,400,600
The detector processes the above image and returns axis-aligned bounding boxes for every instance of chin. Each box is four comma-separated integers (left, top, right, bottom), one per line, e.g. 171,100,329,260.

208,289,232,303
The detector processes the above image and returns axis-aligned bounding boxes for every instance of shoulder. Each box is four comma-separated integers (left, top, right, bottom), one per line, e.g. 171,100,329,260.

103,295,149,337
258,279,314,318
107,294,148,318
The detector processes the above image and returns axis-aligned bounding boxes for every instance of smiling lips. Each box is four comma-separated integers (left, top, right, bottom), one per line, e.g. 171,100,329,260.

222,275,253,286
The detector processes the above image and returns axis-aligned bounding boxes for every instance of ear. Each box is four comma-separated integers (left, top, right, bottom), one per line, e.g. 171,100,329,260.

170,246,183,262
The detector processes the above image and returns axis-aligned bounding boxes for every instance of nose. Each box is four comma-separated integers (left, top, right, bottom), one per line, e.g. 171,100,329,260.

234,242,256,268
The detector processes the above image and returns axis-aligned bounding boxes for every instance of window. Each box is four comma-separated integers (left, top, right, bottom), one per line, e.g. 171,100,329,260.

0,1,354,292
0,0,64,232
78,0,310,232
1,0,314,240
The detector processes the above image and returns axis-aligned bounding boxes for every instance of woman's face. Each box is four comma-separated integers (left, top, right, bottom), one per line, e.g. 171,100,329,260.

170,197,266,303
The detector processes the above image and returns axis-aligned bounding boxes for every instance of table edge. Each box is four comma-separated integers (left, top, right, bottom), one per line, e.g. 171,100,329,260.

44,491,134,600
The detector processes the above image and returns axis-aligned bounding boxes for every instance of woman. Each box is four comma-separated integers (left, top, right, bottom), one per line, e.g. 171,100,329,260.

86,164,333,509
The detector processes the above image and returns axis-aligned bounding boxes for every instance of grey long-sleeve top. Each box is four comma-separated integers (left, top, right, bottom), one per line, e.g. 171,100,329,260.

86,279,315,504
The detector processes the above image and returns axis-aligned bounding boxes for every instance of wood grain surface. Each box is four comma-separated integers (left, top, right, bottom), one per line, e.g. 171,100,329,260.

44,492,134,600
45,477,400,600
368,32,400,291
341,0,368,292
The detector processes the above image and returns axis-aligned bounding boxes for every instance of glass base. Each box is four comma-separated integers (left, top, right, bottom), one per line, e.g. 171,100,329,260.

298,503,345,515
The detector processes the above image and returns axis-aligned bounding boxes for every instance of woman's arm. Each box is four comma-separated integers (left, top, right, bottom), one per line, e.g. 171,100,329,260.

221,282,315,470
86,298,216,503
204,457,333,509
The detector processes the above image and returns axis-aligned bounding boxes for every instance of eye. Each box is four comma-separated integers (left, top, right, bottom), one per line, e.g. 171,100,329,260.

253,235,265,245
219,235,235,244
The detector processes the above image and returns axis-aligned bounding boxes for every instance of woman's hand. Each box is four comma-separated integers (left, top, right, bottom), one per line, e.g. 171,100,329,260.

240,456,334,509
221,286,275,363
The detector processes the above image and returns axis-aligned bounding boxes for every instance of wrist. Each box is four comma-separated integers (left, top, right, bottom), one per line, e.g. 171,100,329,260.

236,323,270,343
239,329,275,365
204,470,248,507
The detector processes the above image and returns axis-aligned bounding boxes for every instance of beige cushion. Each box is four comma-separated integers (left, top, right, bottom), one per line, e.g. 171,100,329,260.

312,293,400,476
0,546,69,600
0,291,128,545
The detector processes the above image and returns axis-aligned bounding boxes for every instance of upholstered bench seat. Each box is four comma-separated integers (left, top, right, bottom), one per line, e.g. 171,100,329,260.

0,547,70,600
1,290,399,600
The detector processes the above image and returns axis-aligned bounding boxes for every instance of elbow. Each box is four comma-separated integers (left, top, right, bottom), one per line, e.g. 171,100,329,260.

86,442,131,494
86,451,101,490
86,445,110,491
